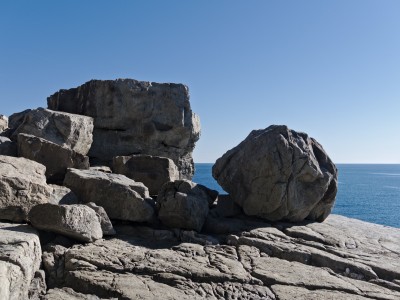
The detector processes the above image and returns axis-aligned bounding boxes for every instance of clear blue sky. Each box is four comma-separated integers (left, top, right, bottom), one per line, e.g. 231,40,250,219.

1,1,399,163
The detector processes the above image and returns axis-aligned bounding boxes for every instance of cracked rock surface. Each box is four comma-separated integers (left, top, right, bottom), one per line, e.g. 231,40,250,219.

40,214,400,300
213,125,338,222
0,223,42,299
47,79,201,179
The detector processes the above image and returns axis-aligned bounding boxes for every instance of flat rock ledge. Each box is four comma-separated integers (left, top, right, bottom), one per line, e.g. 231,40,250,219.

35,214,400,300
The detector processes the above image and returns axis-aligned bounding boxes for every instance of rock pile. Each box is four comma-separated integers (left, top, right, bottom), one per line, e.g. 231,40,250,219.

0,79,399,300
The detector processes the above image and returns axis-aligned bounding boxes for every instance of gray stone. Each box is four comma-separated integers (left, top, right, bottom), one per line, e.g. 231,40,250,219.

113,154,180,195
210,194,242,218
157,180,211,231
0,115,8,132
29,204,103,243
89,166,112,173
28,270,47,300
47,79,200,179
85,202,116,236
18,133,90,183
213,125,338,222
11,108,94,155
44,288,113,300
0,136,17,157
64,169,154,222
48,185,79,205
0,155,52,222
0,223,42,300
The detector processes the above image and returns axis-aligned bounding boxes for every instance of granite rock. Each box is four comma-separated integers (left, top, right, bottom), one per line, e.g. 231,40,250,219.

85,202,116,236
0,155,52,222
10,108,94,155
0,115,8,132
64,169,154,222
113,154,179,195
47,79,200,179
157,180,212,232
0,223,42,299
29,204,103,243
18,133,90,183
213,125,338,222
0,136,17,157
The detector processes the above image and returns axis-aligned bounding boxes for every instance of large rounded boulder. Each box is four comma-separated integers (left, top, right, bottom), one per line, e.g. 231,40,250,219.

212,125,338,222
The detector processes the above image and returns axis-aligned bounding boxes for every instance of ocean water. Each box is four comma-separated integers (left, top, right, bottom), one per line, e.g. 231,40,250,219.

193,163,400,228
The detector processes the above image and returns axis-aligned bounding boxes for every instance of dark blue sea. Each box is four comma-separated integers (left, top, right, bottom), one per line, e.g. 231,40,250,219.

193,164,400,228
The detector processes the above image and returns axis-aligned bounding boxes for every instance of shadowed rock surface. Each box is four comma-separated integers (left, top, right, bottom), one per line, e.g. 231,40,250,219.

85,202,116,236
0,223,42,299
64,169,154,222
213,125,338,222
157,180,214,232
113,154,180,195
0,136,17,157
18,134,89,183
10,108,94,156
47,79,200,179
29,204,103,243
0,155,52,222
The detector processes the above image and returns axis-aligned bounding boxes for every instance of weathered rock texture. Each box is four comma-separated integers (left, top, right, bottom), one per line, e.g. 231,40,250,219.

47,79,200,179
39,215,400,300
157,180,214,232
18,134,90,183
85,202,116,236
0,155,52,222
0,136,17,157
0,114,8,132
10,108,93,155
113,154,179,195
213,125,338,222
0,223,42,299
64,169,154,222
48,185,79,205
29,204,103,243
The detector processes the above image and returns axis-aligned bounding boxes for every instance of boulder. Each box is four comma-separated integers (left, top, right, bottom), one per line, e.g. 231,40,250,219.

0,155,52,222
0,114,7,132
43,288,112,300
89,165,112,173
29,204,103,243
17,133,90,183
0,223,42,299
157,180,212,231
47,79,200,179
213,125,338,222
0,137,17,157
48,185,79,205
64,169,154,222
113,154,179,195
85,202,116,236
10,108,93,155
209,194,242,218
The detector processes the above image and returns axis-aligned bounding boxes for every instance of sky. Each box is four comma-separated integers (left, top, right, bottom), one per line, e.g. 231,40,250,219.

1,1,399,164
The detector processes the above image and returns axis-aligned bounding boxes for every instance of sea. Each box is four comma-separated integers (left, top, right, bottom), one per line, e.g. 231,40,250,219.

193,163,400,228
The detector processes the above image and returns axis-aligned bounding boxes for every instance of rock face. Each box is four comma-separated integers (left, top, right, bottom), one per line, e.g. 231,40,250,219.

157,180,213,232
64,169,154,222
38,215,400,300
10,108,94,155
0,155,52,222
29,204,103,243
0,114,8,132
113,154,180,195
47,79,201,179
85,202,116,236
213,125,338,222
18,134,90,183
0,223,42,299
0,136,17,156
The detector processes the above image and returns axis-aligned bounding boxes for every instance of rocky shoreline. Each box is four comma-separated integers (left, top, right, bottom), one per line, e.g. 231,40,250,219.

0,79,399,299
